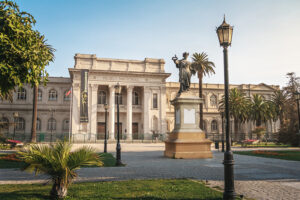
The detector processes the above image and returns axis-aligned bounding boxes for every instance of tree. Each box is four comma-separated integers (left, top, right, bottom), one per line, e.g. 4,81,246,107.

18,141,103,199
219,88,249,141
191,52,215,130
0,1,55,142
249,94,274,129
270,89,288,128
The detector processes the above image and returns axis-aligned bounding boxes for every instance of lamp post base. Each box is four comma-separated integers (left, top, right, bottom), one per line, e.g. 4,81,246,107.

223,151,236,200
116,142,122,166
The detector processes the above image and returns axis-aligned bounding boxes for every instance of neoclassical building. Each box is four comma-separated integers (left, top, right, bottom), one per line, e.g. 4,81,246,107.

0,54,280,142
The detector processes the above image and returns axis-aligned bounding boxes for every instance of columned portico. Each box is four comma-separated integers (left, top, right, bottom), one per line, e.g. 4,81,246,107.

126,86,133,140
109,85,115,140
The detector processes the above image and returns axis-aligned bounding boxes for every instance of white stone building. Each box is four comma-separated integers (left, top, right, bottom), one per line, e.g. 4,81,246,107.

0,54,280,142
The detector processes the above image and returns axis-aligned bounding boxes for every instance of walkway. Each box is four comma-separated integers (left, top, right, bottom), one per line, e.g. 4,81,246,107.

1,143,300,200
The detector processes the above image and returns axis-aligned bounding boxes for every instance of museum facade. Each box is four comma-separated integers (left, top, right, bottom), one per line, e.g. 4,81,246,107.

0,54,280,142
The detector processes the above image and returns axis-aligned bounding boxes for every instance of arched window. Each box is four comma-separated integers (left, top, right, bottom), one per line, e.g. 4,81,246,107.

210,94,217,107
133,91,139,105
38,89,42,101
98,91,106,104
15,117,25,130
48,118,56,130
211,120,218,131
115,93,122,104
63,119,69,130
0,117,9,130
64,90,71,101
49,89,57,101
17,88,26,100
36,118,41,131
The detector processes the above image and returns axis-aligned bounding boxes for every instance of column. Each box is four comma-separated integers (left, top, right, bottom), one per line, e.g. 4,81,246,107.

71,83,80,135
108,85,115,140
126,86,133,140
143,87,151,139
90,84,98,138
160,86,167,134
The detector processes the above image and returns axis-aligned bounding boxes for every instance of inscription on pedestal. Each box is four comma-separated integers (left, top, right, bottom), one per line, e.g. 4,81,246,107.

175,109,180,124
184,108,195,124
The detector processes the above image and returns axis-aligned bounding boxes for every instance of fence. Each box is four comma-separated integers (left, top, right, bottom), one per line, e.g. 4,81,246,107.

3,132,166,143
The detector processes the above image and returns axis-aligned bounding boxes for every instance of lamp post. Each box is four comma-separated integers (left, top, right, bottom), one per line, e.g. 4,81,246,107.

294,92,300,137
221,111,225,152
13,112,19,140
104,103,109,153
115,83,122,166
216,16,235,200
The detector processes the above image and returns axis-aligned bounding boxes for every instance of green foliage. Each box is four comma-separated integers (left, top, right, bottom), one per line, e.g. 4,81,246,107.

252,126,266,140
0,179,224,200
235,150,300,161
17,141,102,198
249,94,274,127
191,52,216,77
0,0,54,100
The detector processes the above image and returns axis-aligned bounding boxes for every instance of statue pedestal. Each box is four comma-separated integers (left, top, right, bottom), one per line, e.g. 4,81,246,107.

164,91,213,159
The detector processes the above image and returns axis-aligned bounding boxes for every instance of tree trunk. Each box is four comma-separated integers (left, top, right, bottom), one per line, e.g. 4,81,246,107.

198,71,204,130
50,181,68,199
31,84,38,143
234,118,239,142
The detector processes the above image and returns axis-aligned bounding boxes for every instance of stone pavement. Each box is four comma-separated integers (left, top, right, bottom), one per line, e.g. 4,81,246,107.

1,143,300,200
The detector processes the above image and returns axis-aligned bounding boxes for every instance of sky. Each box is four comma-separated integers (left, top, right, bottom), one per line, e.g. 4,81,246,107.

15,0,300,87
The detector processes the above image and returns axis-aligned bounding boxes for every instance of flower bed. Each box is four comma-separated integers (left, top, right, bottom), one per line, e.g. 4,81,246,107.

0,153,22,162
241,139,259,147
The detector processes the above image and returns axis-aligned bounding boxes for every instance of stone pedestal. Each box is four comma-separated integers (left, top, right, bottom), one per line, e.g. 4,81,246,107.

164,91,213,159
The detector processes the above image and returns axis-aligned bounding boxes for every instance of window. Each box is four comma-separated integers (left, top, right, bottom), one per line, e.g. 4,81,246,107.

115,93,122,104
210,94,217,107
38,89,42,101
153,93,158,108
63,119,69,130
36,118,41,131
64,90,71,101
98,91,106,104
0,117,9,130
211,120,218,131
17,88,26,100
49,89,57,101
15,117,25,130
133,91,139,105
48,118,56,130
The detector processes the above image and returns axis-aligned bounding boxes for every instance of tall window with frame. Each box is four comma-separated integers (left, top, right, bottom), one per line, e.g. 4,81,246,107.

48,89,57,101
133,91,139,105
17,88,26,100
211,120,218,132
210,94,217,108
48,118,56,130
98,91,106,104
36,118,41,131
0,117,9,132
63,119,69,130
15,117,25,130
153,93,158,109
64,90,71,101
37,89,42,101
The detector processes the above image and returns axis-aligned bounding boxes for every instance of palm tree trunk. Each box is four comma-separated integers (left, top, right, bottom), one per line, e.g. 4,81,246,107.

198,71,204,130
234,118,239,142
50,180,68,199
31,84,38,143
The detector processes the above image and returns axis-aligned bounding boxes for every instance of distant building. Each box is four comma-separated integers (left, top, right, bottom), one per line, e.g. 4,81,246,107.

0,54,280,142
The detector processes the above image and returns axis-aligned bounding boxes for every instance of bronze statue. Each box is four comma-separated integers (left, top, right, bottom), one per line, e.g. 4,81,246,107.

172,52,196,94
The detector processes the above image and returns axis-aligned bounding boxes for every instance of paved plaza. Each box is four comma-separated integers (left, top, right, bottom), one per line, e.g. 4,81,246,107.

1,143,300,200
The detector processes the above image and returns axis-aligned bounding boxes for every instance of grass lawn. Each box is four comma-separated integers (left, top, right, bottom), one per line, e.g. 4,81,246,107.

0,153,117,169
0,179,225,200
234,150,300,161
233,142,291,148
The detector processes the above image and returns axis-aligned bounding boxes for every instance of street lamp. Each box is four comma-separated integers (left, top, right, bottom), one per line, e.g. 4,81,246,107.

216,16,235,200
13,112,19,140
220,111,225,152
294,92,300,136
104,103,109,153
115,83,122,166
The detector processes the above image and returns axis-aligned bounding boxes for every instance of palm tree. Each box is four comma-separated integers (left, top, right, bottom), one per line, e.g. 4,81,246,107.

219,88,249,141
270,90,288,128
18,141,102,199
192,52,215,130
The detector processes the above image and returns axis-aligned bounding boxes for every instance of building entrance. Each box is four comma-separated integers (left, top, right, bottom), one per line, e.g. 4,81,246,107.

132,123,139,139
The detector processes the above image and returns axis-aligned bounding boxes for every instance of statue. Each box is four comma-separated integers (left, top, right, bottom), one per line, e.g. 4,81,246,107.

172,52,196,94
